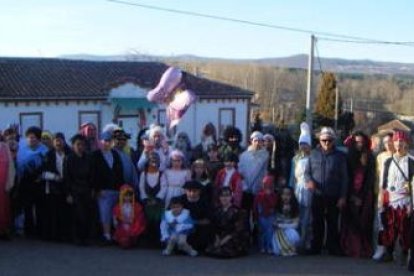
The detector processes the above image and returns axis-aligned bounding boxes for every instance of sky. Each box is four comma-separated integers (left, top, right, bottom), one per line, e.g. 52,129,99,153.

1,0,414,63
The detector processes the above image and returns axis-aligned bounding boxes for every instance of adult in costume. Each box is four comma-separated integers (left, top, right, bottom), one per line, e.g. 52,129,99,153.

192,123,217,161
179,180,212,252
379,131,414,270
79,122,100,153
340,131,375,258
372,133,395,260
218,126,244,160
238,131,269,220
0,141,15,237
137,125,170,172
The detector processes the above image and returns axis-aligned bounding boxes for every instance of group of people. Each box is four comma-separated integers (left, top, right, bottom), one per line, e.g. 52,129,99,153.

0,120,413,271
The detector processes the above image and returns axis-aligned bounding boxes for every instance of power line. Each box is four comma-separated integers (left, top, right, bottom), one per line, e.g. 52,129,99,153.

318,36,414,47
107,0,414,46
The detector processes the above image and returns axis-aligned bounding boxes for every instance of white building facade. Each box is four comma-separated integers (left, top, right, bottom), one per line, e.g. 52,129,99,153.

0,58,253,146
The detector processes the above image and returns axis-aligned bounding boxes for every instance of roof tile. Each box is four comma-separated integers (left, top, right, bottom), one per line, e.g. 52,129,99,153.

0,57,253,99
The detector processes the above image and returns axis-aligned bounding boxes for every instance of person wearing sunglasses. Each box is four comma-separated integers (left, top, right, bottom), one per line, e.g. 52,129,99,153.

304,127,348,256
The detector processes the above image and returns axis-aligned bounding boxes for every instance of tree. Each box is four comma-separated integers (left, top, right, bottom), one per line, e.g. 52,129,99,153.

251,112,263,132
338,111,355,138
314,72,341,128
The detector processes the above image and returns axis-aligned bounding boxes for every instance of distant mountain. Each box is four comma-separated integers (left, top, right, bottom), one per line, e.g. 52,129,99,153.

254,55,414,76
60,53,414,76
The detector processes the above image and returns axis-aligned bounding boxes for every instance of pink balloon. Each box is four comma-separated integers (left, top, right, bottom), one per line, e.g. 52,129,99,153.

167,89,196,128
147,67,182,103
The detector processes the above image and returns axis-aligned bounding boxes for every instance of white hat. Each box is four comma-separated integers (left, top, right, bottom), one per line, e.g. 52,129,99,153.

250,131,264,140
319,127,336,140
263,134,274,141
102,123,120,134
298,122,312,146
148,125,165,139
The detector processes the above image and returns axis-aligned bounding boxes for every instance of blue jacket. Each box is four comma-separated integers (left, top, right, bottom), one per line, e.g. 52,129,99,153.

304,147,348,198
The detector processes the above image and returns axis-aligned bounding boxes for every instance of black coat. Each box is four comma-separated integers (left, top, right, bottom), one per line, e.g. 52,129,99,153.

90,149,124,192
64,152,94,195
305,147,348,198
41,147,72,195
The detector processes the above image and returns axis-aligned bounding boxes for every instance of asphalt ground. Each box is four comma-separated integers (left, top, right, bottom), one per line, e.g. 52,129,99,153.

0,239,412,276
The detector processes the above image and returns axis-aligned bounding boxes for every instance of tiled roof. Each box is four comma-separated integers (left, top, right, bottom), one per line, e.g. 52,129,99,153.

377,119,411,133
0,57,253,100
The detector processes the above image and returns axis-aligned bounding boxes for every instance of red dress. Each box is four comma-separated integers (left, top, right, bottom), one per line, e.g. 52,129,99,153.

0,143,14,235
340,165,374,258
113,202,146,248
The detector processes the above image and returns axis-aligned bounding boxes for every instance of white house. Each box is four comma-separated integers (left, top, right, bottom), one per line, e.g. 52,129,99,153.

0,57,254,146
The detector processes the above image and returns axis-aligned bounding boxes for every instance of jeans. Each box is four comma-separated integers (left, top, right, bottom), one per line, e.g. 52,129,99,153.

98,190,119,225
258,215,274,252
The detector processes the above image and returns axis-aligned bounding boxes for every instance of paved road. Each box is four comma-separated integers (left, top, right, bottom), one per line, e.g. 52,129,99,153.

0,239,412,275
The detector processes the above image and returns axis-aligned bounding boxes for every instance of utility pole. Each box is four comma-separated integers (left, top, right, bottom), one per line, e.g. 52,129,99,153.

334,86,339,131
350,97,354,113
306,35,315,131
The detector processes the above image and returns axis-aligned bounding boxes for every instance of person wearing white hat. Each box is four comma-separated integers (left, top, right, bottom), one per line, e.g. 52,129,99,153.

289,122,313,251
238,131,269,221
137,124,171,172
304,126,348,256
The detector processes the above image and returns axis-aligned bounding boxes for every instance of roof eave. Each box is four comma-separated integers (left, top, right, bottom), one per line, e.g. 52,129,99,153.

0,96,107,101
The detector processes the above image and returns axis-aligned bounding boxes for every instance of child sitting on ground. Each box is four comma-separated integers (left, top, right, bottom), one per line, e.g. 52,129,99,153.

160,196,198,256
113,185,146,249
271,186,300,256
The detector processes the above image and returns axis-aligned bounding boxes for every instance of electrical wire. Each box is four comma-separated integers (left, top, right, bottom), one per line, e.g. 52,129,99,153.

106,0,414,46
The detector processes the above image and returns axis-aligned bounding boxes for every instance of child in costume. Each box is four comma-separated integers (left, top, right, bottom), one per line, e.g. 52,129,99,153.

161,150,191,208
205,187,249,258
113,185,146,249
160,197,198,256
254,175,278,254
139,152,165,244
271,186,300,256
289,122,313,251
214,152,243,208
191,159,213,203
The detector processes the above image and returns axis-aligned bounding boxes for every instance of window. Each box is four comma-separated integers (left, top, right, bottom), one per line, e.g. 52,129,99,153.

116,115,139,147
157,109,177,138
78,111,101,133
219,108,235,136
19,112,43,134
157,109,166,127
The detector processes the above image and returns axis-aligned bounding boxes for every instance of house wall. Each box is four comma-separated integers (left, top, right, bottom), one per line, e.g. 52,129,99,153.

0,98,250,147
175,98,249,146
0,100,113,140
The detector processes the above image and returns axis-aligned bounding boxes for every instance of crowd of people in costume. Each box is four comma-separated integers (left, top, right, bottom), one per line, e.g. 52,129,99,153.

0,120,414,272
